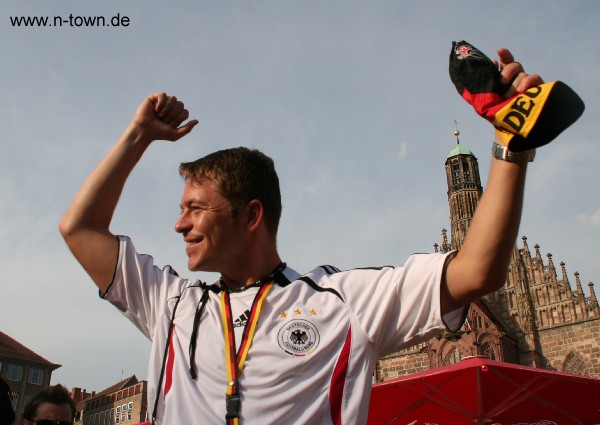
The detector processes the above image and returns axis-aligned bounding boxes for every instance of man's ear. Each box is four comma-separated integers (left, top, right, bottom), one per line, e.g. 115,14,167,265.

244,199,264,233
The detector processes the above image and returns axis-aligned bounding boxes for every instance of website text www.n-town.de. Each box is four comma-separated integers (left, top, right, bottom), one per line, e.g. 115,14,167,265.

10,13,130,28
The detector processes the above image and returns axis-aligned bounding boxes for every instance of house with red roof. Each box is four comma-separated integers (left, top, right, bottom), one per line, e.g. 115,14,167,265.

0,330,61,424
72,375,147,425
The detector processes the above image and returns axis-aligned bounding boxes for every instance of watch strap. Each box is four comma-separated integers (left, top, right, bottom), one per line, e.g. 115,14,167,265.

492,143,536,162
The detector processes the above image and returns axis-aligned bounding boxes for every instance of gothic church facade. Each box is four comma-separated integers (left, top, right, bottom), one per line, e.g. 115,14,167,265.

376,135,600,381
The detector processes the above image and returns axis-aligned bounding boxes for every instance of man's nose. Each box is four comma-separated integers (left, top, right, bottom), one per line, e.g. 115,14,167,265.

174,212,191,234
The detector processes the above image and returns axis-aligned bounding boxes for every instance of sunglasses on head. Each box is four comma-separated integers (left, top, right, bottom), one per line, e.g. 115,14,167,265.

31,421,73,425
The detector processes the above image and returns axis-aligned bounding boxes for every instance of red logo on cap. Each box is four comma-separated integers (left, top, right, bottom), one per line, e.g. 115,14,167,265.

455,45,472,59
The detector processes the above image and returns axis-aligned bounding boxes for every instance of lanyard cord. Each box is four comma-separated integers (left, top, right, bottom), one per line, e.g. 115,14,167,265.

151,294,183,425
152,282,220,424
220,282,274,425
189,288,212,379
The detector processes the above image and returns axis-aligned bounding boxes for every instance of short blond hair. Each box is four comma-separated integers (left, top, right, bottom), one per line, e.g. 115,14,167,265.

179,147,282,238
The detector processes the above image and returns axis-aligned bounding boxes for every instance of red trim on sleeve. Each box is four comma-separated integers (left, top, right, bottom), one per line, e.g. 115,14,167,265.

329,327,352,425
164,328,176,397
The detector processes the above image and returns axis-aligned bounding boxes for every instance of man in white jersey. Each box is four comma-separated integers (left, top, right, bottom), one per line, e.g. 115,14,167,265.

60,48,542,424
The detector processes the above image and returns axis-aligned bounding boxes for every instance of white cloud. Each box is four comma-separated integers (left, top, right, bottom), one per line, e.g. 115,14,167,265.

397,142,408,159
578,208,600,229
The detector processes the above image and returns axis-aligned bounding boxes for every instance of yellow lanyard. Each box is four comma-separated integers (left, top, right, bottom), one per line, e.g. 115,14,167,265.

220,282,274,424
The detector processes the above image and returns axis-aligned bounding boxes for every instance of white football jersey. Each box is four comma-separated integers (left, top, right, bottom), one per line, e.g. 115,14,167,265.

105,236,459,425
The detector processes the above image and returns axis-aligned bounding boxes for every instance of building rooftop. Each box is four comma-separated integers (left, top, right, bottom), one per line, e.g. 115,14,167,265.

0,330,60,369
447,142,475,159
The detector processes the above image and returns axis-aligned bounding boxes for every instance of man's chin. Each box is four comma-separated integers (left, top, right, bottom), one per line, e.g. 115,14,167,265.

188,262,217,273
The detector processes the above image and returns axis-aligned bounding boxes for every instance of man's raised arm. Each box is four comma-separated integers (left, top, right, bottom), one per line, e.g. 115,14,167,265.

441,48,544,314
59,93,198,293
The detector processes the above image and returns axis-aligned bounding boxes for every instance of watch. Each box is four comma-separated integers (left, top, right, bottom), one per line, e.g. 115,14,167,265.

492,143,536,162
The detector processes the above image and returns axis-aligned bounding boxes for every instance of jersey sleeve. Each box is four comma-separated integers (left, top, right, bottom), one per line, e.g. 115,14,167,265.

332,252,462,356
102,235,188,341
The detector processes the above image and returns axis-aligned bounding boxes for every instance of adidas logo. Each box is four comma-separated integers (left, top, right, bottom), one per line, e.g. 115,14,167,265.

233,310,251,328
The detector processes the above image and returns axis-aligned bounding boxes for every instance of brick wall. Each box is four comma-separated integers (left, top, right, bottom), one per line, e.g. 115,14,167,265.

376,350,430,382
538,317,600,377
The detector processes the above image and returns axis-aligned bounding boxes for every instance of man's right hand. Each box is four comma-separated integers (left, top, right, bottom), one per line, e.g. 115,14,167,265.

129,92,199,144
60,92,198,293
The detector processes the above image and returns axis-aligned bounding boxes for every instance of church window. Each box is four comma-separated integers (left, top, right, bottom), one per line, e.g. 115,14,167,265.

480,343,496,360
452,161,461,185
563,351,589,376
462,161,472,182
444,347,465,365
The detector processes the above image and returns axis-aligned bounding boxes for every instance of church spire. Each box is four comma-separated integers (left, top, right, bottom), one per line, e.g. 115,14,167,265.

575,271,584,296
590,282,598,303
454,119,460,144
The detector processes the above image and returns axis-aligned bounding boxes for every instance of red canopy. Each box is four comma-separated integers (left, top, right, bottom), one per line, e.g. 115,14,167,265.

368,356,600,425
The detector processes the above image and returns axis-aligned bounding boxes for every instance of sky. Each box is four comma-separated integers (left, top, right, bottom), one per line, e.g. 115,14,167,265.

2,0,599,393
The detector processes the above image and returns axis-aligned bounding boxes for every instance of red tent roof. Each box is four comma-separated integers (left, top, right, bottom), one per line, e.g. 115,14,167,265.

369,356,600,425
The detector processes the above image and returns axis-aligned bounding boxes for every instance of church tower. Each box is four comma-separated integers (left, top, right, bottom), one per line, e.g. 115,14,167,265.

444,128,482,250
